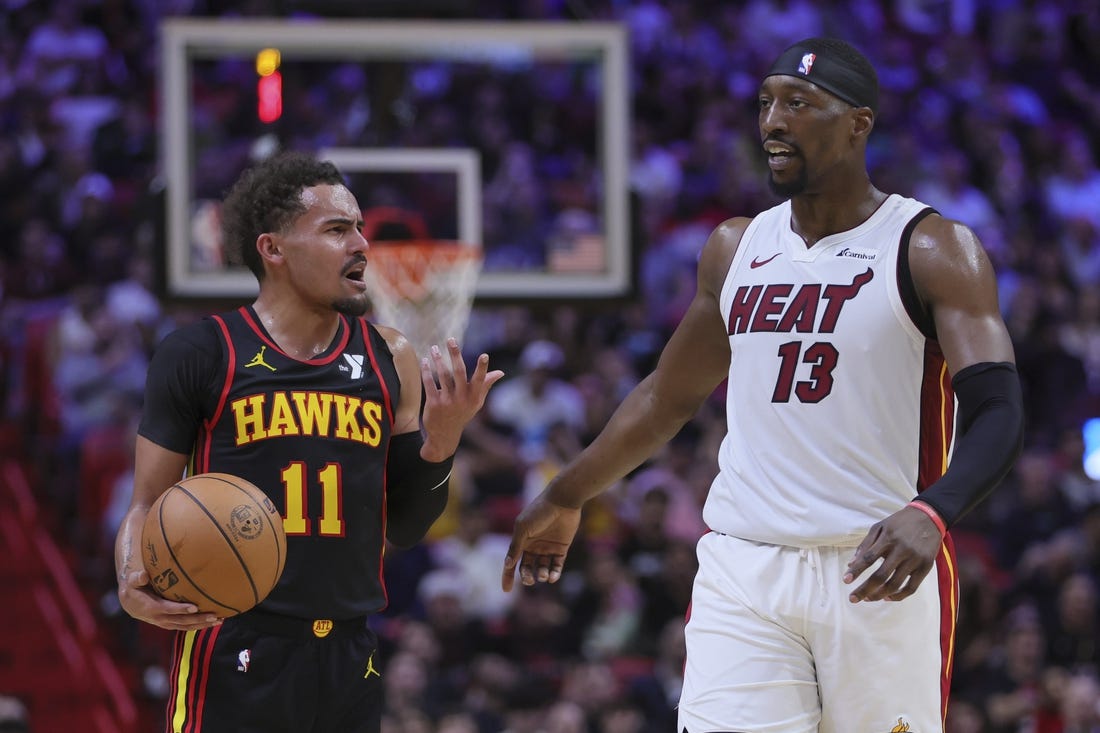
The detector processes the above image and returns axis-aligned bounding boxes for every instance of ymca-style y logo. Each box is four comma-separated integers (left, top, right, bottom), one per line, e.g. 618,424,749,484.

342,354,365,380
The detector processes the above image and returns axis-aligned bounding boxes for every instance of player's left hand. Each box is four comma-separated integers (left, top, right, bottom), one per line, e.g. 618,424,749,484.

419,338,504,459
843,504,944,603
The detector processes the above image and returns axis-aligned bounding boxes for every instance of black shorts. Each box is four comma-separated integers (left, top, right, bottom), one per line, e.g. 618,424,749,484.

163,611,382,733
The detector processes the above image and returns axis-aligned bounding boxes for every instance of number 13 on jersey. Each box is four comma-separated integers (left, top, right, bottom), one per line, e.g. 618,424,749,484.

772,340,839,403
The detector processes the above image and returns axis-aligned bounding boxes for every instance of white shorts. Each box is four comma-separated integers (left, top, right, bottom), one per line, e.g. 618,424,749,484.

678,532,957,733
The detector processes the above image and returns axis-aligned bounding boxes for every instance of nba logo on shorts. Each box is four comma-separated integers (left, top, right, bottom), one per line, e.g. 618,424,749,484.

237,649,250,672
799,53,816,74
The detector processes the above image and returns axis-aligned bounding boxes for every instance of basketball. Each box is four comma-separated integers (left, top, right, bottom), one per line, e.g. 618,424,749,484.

142,473,287,617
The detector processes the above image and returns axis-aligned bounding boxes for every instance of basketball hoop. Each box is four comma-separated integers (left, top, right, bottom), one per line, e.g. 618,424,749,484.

362,240,483,360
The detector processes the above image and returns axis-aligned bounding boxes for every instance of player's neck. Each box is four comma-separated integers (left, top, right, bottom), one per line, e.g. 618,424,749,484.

250,295,342,360
789,179,887,248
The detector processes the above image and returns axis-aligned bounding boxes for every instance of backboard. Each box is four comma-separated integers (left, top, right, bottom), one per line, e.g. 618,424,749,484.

161,18,630,300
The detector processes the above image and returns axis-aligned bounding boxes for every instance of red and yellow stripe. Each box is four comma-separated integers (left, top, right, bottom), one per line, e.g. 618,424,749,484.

164,626,220,733
917,341,959,726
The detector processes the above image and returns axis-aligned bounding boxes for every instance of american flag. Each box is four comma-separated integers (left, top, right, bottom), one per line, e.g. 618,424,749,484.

548,233,606,273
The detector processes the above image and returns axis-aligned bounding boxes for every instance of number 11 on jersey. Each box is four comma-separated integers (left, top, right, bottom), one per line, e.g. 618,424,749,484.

281,462,345,536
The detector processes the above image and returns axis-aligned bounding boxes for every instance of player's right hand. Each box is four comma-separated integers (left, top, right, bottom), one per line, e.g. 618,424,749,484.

118,569,222,630
501,494,582,592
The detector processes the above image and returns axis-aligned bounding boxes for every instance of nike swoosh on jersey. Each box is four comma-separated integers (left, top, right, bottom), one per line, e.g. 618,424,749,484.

750,252,781,268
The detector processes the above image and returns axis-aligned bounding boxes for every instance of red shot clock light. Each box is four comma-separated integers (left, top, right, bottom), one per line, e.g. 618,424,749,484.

256,48,282,123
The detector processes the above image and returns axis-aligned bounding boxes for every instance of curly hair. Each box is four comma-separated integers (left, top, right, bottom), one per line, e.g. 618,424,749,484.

221,151,346,280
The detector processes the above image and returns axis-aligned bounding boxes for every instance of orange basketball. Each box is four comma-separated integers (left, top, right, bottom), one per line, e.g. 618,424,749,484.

142,472,287,617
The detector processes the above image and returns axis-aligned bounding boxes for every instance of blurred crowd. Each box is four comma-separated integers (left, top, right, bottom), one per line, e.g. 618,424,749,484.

2,0,1100,732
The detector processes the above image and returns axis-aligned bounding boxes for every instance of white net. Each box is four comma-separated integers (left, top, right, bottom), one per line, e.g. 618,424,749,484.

362,241,483,360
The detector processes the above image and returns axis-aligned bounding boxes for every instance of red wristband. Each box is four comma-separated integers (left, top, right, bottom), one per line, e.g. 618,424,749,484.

907,500,947,538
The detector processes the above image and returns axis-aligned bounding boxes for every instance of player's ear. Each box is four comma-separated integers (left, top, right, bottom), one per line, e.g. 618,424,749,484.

851,107,874,140
256,233,283,267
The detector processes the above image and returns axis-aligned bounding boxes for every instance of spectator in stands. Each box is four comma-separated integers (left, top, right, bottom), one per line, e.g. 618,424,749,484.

981,605,1060,732
1046,572,1100,671
487,339,585,464
0,695,28,733
1055,672,1100,733
995,450,1074,569
429,498,516,622
1042,126,1100,235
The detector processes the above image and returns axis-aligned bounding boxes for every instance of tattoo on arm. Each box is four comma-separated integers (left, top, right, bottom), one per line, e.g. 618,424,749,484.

119,543,133,583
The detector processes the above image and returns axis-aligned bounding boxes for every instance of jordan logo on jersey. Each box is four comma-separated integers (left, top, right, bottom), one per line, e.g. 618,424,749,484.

246,346,277,372
727,268,874,335
364,651,380,678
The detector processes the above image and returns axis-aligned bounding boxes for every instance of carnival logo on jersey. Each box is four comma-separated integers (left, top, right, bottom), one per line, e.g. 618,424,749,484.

229,390,384,447
727,267,874,335
245,345,277,372
799,52,816,75
835,246,878,261
341,353,365,380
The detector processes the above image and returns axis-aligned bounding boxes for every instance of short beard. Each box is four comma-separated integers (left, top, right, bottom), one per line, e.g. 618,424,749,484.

768,167,809,198
333,294,369,317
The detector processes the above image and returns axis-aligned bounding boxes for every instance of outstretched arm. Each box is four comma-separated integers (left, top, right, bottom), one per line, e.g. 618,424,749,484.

502,218,748,591
382,331,504,547
845,215,1023,602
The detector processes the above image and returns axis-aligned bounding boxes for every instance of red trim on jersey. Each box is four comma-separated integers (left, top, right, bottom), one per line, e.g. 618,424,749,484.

188,626,219,731
917,342,955,491
360,320,394,608
183,630,203,732
164,631,184,732
935,533,959,727
361,322,395,425
918,342,958,724
238,306,351,365
201,316,238,474
164,624,222,732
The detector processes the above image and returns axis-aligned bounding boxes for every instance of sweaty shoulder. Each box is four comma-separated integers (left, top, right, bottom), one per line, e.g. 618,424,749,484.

907,212,995,308
368,321,422,434
369,322,412,364
699,216,753,296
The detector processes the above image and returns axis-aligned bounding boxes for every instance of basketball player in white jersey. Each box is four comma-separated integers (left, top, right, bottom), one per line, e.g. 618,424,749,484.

502,37,1024,733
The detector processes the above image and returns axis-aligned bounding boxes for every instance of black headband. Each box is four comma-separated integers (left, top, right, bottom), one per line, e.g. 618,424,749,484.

765,39,878,113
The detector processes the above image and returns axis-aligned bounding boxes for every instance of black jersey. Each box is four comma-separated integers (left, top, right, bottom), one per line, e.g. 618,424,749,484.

139,306,401,618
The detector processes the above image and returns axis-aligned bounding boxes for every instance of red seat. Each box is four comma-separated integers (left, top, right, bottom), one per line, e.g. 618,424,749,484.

77,423,133,555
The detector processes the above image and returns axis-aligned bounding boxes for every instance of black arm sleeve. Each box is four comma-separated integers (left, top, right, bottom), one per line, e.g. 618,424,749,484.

137,320,223,454
913,361,1025,527
385,430,454,549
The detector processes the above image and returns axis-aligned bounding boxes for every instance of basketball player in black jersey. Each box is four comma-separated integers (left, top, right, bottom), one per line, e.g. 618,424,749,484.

114,152,503,732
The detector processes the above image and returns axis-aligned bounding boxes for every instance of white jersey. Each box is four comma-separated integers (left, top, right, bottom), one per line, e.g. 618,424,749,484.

705,194,955,547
